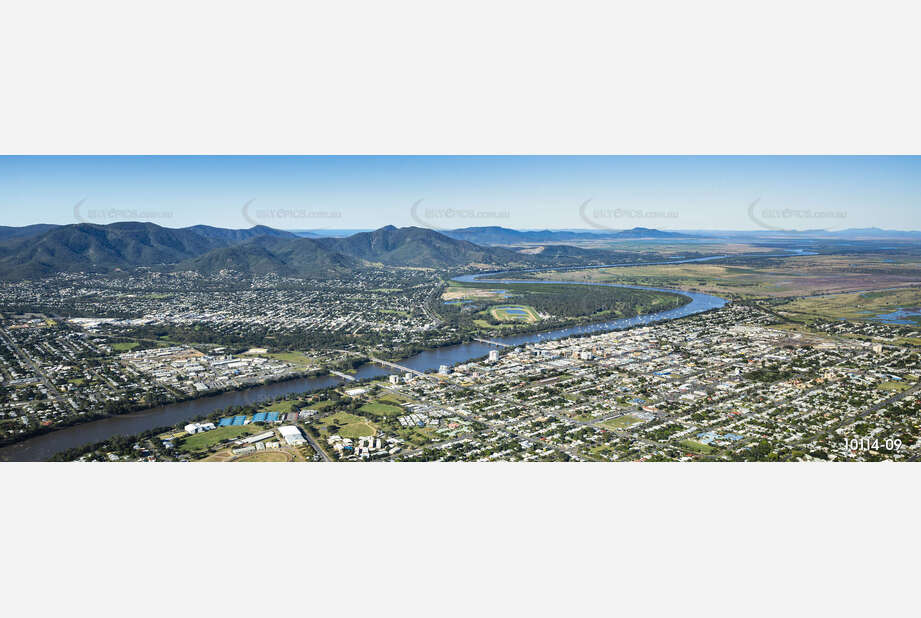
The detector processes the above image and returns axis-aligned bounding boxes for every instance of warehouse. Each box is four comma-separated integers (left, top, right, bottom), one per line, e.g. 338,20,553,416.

184,422,215,434
278,425,306,446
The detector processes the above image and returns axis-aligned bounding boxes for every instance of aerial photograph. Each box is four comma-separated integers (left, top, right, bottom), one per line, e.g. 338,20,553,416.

7,3,918,615
0,155,918,463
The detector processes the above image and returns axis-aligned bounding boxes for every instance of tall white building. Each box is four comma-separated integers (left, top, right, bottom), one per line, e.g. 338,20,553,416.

488,350,499,362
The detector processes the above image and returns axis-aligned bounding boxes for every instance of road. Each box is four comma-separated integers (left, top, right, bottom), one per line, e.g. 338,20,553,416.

421,283,445,325
472,338,511,347
300,425,332,462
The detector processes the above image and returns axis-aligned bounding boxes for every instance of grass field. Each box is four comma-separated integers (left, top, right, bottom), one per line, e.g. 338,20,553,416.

308,399,335,410
263,351,318,367
679,439,715,454
521,255,921,299
260,399,298,413
442,286,510,302
600,414,645,430
234,450,292,462
776,288,921,324
178,425,265,453
397,426,437,446
359,401,404,417
512,263,780,298
111,341,140,352
379,309,411,317
488,305,540,323
340,424,376,438
878,380,911,392
318,411,377,438
378,391,411,403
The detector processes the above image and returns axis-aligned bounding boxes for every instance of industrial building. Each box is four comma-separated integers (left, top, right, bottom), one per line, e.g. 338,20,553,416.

278,425,306,446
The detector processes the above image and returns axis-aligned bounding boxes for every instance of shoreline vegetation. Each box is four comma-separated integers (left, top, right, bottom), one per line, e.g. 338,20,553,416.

49,387,345,462
0,369,321,449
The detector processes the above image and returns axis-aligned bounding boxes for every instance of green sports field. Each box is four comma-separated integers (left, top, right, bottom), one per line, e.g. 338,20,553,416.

178,425,265,453
488,305,540,323
600,414,644,430
359,401,404,417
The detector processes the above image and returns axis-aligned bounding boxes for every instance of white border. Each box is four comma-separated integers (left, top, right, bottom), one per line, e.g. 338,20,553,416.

2,462,920,616
1,1,919,155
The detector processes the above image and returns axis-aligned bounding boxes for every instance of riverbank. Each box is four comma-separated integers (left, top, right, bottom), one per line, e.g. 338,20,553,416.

0,368,337,450
0,283,727,461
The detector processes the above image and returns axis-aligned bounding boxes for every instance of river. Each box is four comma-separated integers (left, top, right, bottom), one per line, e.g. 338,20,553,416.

2,250,812,461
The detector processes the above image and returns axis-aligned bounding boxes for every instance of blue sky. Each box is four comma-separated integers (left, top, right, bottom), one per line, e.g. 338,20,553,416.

0,156,919,230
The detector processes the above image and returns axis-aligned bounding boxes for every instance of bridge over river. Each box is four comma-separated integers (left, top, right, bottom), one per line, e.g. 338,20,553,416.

3,249,818,460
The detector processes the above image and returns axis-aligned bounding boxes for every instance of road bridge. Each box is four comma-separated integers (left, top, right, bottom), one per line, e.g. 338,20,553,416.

369,357,426,377
472,338,511,348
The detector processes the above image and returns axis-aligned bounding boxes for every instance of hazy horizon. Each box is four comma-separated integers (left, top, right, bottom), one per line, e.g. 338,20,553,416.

5,222,921,235
1,156,919,231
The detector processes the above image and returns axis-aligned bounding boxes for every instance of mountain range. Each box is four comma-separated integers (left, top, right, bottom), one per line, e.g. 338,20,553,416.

0,224,61,242
4,221,916,280
0,222,539,279
0,222,702,280
441,226,695,244
0,223,303,279
177,226,536,277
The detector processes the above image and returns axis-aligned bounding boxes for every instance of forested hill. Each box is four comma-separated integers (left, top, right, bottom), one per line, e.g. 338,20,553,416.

0,221,688,279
